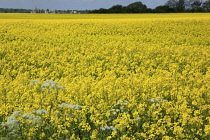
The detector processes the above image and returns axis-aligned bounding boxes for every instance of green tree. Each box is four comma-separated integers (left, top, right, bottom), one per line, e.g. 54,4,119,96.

108,5,125,13
165,0,187,12
190,0,203,12
154,5,175,13
125,1,147,13
165,0,177,9
202,0,210,11
177,0,186,12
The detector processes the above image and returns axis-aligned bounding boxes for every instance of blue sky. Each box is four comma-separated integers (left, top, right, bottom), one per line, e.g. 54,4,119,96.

0,0,168,10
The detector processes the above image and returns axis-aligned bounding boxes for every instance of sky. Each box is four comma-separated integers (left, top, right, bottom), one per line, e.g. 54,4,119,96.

0,0,168,10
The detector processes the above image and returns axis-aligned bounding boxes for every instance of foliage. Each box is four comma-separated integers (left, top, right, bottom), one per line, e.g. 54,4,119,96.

0,8,31,13
165,0,210,12
125,1,147,13
91,1,148,13
0,13,210,139
153,5,175,13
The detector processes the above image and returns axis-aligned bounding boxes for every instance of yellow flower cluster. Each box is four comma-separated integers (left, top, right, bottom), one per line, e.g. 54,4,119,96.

0,13,210,139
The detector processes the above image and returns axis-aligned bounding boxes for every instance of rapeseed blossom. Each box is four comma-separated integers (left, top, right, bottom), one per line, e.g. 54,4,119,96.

0,13,209,139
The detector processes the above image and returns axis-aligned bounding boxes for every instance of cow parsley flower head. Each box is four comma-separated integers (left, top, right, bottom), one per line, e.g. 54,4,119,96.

29,80,40,85
32,109,48,115
149,97,167,106
134,117,141,121
109,100,129,116
27,115,42,125
41,79,66,90
100,126,117,131
150,97,167,102
1,109,48,134
58,103,83,110
29,79,66,93
114,100,128,106
21,113,31,118
1,110,22,131
11,110,22,118
155,103,160,106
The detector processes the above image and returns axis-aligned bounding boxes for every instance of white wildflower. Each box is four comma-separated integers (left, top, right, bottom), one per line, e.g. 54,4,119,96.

72,105,83,110
29,80,40,85
58,103,83,110
155,103,160,106
1,119,20,131
41,82,51,87
134,118,141,121
21,113,31,118
149,97,167,106
11,110,22,118
150,99,155,102
100,127,106,131
100,126,117,131
110,126,117,131
114,100,128,106
150,97,167,102
27,115,42,125
40,79,65,90
8,129,18,136
32,109,48,114
115,109,120,112
1,109,48,133
112,112,117,115
109,109,116,112
1,111,22,131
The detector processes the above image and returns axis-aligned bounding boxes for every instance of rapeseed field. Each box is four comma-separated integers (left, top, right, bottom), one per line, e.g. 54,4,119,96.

0,13,210,139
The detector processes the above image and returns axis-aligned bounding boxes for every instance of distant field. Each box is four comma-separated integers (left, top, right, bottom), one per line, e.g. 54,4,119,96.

0,14,210,139
1,13,210,19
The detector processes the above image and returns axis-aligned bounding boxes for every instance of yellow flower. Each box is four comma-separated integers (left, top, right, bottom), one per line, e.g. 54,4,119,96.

40,132,46,139
173,126,185,138
204,125,210,136
1,13,209,140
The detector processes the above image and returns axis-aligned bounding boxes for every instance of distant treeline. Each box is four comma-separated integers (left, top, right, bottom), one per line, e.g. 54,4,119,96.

90,0,210,13
0,8,89,14
0,0,210,13
0,8,31,13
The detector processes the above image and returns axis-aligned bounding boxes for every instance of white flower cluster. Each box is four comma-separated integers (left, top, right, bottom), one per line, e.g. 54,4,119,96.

109,100,128,116
1,111,22,133
29,80,40,85
32,109,48,114
29,79,66,92
149,97,167,106
1,109,48,134
41,80,66,90
134,118,141,121
114,100,128,106
100,126,117,131
58,103,83,110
